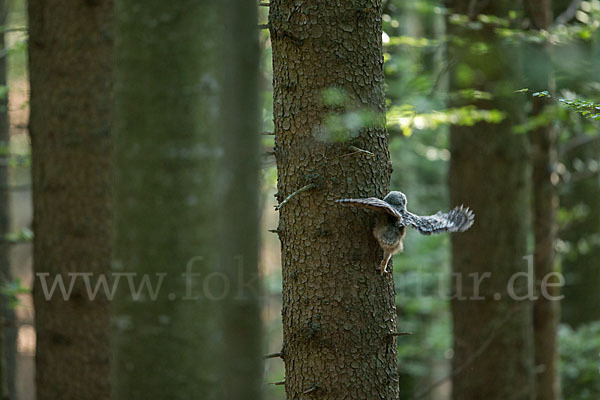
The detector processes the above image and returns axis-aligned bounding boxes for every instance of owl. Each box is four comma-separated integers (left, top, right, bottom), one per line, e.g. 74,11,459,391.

336,191,474,274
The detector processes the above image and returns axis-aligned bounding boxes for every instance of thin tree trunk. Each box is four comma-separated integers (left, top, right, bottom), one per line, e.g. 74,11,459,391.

0,1,13,398
525,2,560,399
218,0,263,399
112,0,221,398
28,0,113,399
447,1,535,399
530,105,559,400
269,1,399,399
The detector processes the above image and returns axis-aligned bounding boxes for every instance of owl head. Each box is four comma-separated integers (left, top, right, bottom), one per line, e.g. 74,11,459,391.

383,191,407,209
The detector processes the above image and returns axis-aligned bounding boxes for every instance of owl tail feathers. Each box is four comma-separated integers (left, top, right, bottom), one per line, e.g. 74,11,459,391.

448,205,475,232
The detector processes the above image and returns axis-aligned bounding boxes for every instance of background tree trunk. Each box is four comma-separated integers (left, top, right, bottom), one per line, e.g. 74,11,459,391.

447,1,535,399
269,1,399,399
0,1,14,398
560,140,600,327
28,0,113,399
217,0,263,399
112,0,223,398
525,1,560,399
530,106,559,400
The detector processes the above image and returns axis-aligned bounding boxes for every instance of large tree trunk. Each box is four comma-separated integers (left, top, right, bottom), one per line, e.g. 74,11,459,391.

112,0,225,398
28,1,113,399
525,2,560,399
269,1,399,399
447,1,535,399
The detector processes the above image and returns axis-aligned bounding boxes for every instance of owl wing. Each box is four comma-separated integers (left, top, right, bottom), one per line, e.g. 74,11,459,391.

335,197,403,220
403,205,474,235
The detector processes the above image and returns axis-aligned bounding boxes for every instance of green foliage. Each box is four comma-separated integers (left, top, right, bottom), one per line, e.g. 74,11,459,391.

449,13,514,30
519,88,600,121
1,278,29,308
559,322,600,400
255,0,600,398
4,227,33,243
388,104,505,136
386,35,437,48
5,0,29,80
514,104,559,134
559,98,600,120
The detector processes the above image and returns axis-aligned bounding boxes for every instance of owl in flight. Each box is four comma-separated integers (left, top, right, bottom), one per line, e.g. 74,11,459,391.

336,191,474,274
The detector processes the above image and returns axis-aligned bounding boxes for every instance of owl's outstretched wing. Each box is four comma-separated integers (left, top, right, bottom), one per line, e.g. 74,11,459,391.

403,205,474,235
335,198,402,220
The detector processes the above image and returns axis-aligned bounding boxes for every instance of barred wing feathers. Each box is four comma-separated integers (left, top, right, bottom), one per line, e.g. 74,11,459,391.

404,205,474,235
335,197,403,220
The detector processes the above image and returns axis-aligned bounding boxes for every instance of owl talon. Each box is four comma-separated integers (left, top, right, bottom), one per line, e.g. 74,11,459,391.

380,260,389,275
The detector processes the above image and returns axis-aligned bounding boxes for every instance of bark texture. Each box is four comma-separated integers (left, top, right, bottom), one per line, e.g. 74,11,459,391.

218,0,263,398
526,2,560,399
447,1,535,399
269,1,399,399
28,1,113,399
112,0,221,398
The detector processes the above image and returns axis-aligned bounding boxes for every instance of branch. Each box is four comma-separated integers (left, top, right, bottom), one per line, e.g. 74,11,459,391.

1,27,27,34
390,331,412,336
430,58,456,95
303,386,318,394
258,24,270,30
268,380,285,386
0,184,31,192
274,183,316,211
342,146,375,158
264,352,283,359
553,0,582,26
0,238,31,245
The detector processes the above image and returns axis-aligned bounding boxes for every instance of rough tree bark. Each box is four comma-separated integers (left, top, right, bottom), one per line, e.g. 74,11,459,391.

447,1,535,399
269,1,399,399
112,0,222,398
28,0,113,399
525,1,560,399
